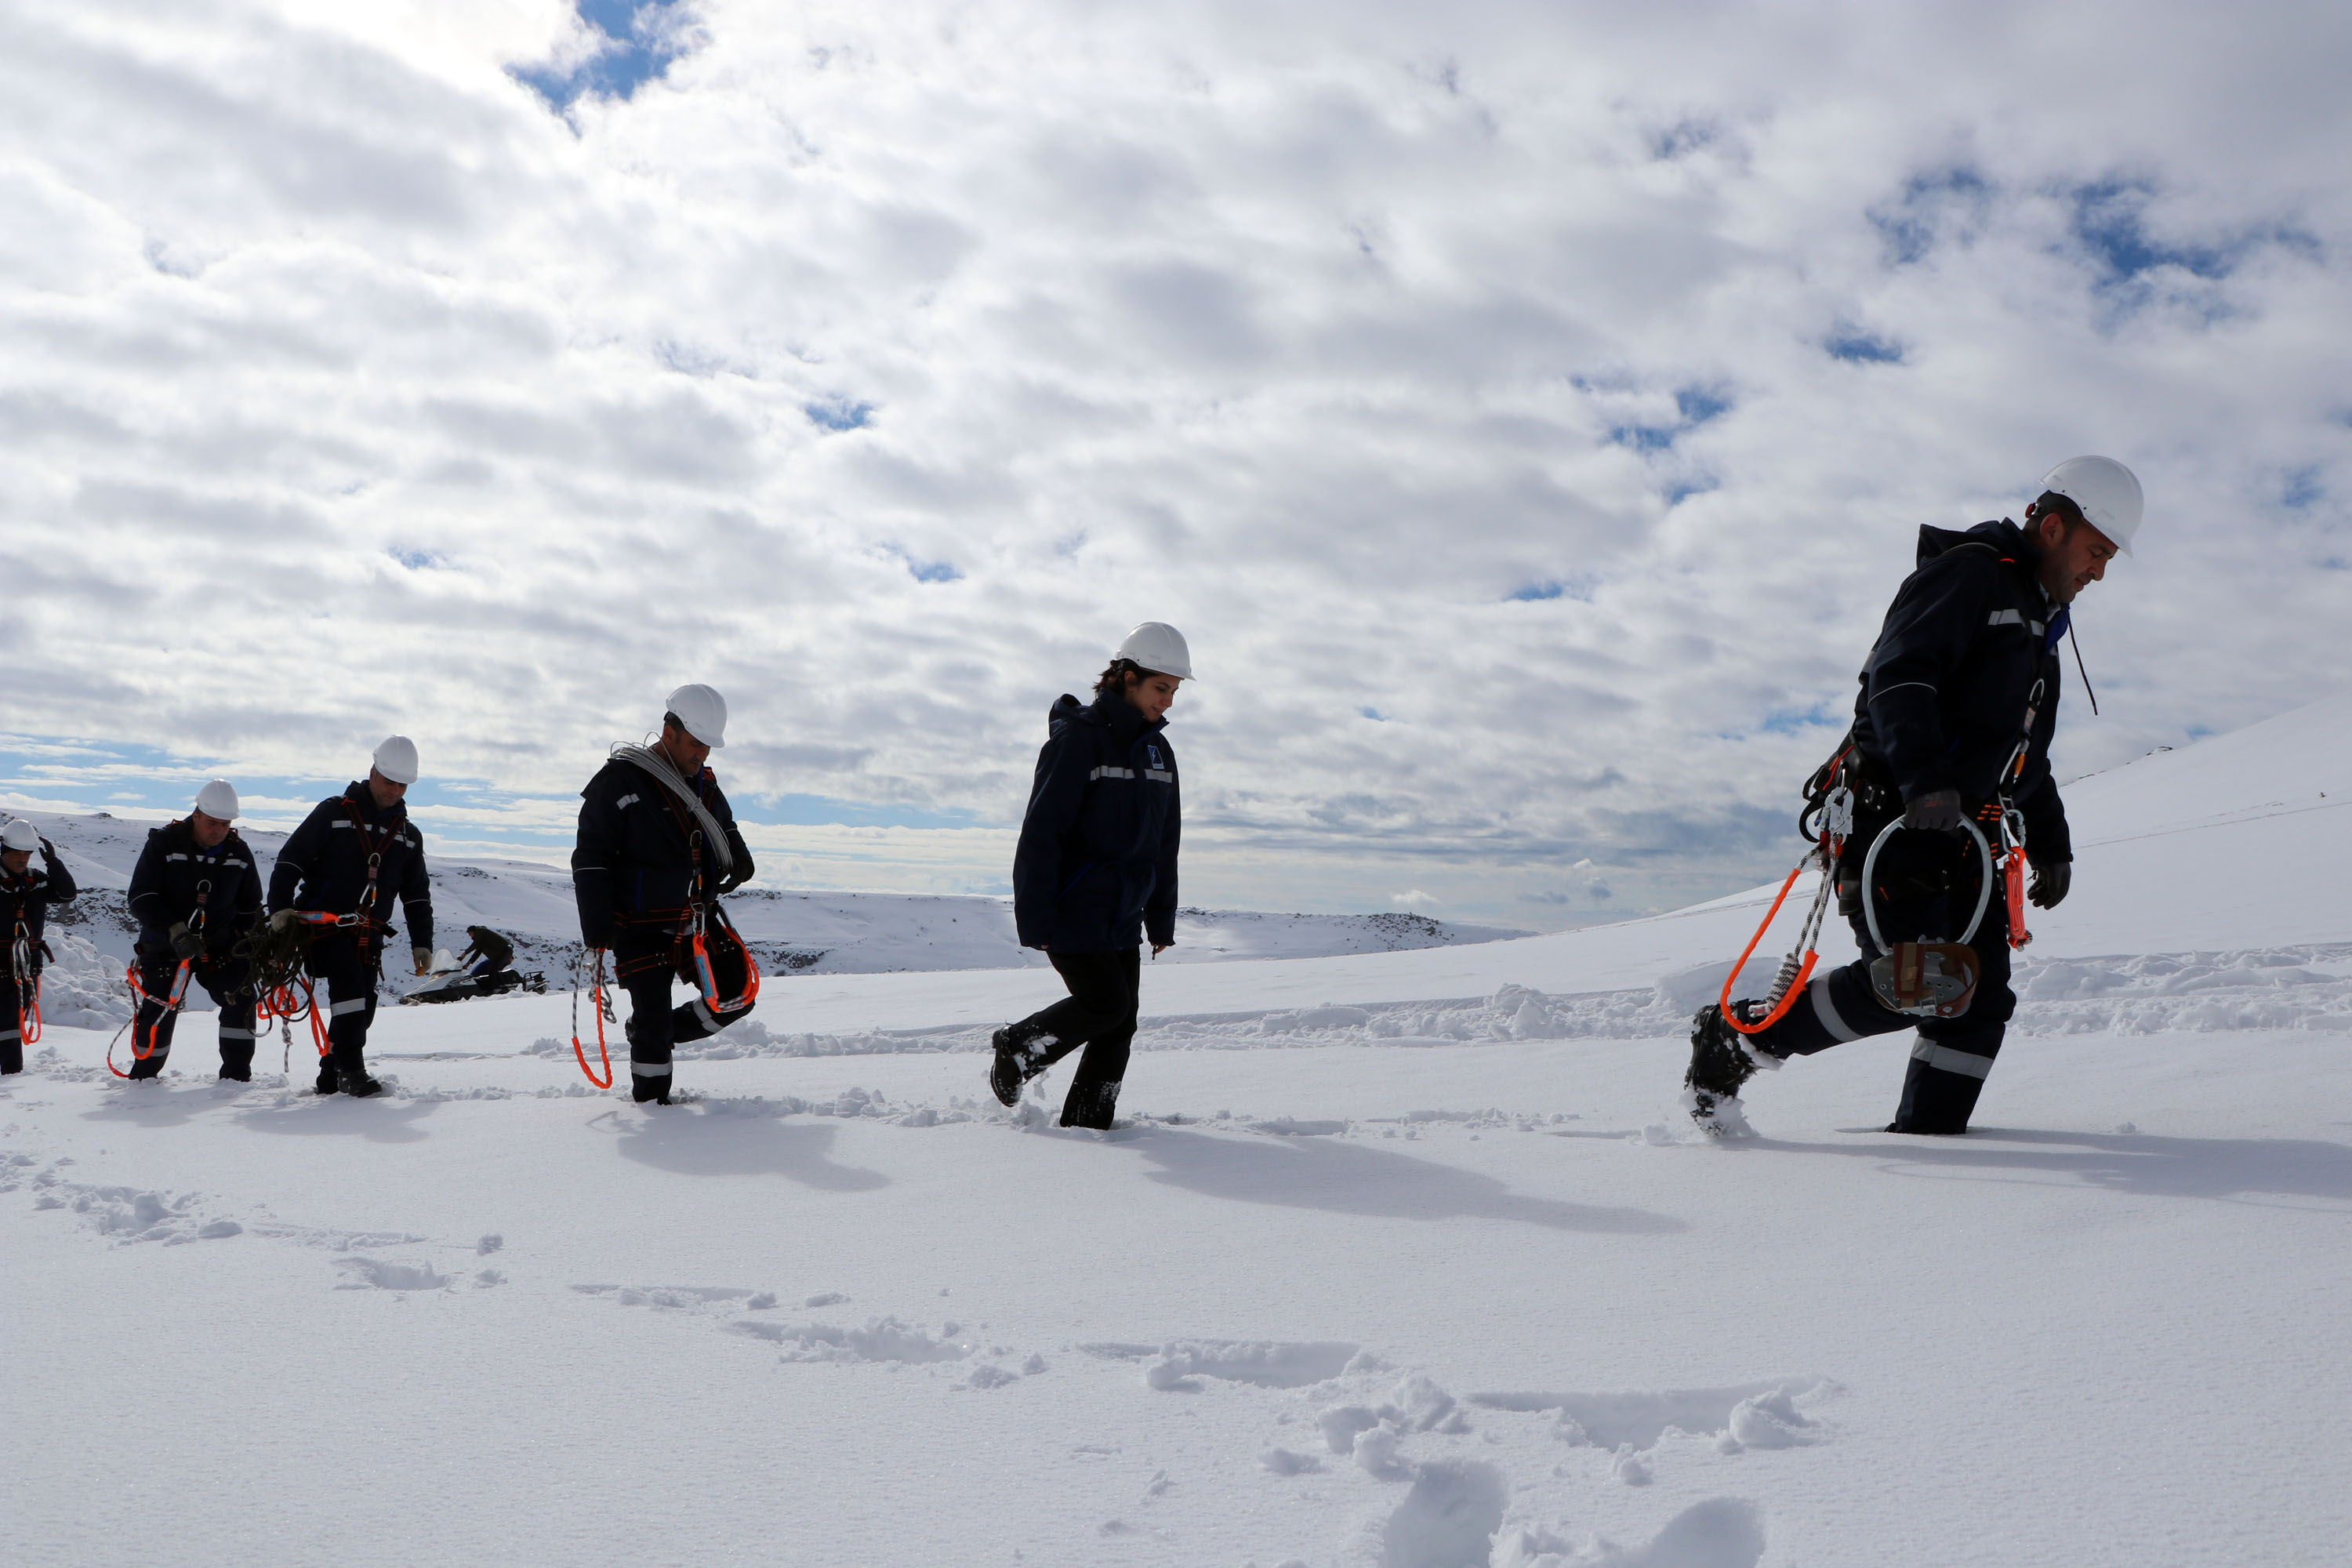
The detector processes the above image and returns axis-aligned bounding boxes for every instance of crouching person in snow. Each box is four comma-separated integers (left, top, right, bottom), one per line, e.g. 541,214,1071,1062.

572,684,757,1105
2,817,78,1075
1685,458,2140,1136
125,780,263,1082
267,738,434,1098
990,622,1189,1131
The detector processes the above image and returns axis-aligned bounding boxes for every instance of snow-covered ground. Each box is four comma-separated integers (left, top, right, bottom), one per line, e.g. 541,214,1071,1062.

5,693,2349,1567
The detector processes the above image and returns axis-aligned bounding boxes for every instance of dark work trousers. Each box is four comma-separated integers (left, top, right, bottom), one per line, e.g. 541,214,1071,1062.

1744,826,2016,1134
615,919,756,1102
0,965,31,1075
304,931,381,1091
127,951,257,1080
1011,947,1140,1130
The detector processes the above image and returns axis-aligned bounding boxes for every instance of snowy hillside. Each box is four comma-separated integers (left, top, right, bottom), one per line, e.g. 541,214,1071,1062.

19,808,1526,1002
5,692,2349,1568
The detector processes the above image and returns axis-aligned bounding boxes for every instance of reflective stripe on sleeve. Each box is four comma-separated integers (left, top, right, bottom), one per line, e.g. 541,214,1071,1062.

616,794,640,810
1089,766,1134,781
1910,1037,1994,1079
1145,769,1173,782
1986,608,2047,635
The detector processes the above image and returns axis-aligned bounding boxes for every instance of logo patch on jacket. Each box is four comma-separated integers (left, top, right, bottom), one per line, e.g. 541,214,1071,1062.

1148,745,1163,769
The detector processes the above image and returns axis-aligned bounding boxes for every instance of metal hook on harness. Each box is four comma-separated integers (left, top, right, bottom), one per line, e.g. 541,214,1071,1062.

1719,786,1853,1036
1858,816,1995,1018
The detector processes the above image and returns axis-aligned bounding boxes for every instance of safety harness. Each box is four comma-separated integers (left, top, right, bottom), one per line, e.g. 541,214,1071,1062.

570,759,759,1087
107,866,212,1079
7,895,40,1054
1721,550,2056,1030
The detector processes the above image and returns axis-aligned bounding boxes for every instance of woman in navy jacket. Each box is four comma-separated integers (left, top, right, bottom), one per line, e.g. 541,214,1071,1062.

991,623,1189,1130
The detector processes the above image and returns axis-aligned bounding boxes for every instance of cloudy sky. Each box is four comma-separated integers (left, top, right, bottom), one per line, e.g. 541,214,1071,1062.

2,0,2347,927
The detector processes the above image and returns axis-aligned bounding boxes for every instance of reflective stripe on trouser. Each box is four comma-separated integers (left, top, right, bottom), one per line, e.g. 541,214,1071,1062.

132,954,260,1074
1012,946,1140,1131
1734,826,2016,1131
615,923,759,1088
304,932,380,1076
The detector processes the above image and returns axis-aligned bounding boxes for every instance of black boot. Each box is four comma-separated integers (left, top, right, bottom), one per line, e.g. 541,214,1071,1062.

338,1059,383,1098
631,1068,673,1105
126,1056,167,1081
989,1022,1053,1108
1685,1004,1771,1130
219,1065,252,1083
314,1060,339,1094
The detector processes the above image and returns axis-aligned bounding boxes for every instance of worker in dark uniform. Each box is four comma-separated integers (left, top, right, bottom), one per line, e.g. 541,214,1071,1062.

1686,457,2142,1135
572,684,757,1105
124,780,263,1081
989,622,1189,1131
267,738,434,1098
2,818,77,1076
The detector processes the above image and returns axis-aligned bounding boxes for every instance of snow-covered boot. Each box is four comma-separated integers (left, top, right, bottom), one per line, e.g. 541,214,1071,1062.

1685,1004,1763,1130
339,1062,383,1098
988,1022,1054,1108
314,1061,339,1094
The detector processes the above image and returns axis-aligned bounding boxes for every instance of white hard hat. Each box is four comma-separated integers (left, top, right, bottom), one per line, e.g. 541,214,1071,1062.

2,818,40,851
194,780,241,821
2038,456,2143,557
1115,622,1194,681
372,735,421,785
665,684,728,749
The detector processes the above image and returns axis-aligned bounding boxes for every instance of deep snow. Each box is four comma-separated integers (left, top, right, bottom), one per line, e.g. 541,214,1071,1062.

4,693,2348,1567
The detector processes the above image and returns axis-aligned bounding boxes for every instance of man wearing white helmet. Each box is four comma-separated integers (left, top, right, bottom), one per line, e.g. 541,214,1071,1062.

123,781,264,1081
265,738,436,1098
2,817,78,1076
1686,458,2141,1136
989,623,1190,1130
572,684,757,1104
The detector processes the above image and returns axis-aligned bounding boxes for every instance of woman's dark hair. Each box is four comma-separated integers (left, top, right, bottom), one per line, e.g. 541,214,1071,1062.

1093,659,1145,695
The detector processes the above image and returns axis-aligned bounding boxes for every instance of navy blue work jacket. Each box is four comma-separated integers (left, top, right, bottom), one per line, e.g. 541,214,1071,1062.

128,818,262,956
1851,520,2073,861
1,836,78,973
267,782,434,946
1011,691,1181,953
571,757,753,947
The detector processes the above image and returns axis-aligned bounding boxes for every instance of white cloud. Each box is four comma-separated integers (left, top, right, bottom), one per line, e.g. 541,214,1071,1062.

2,0,2347,925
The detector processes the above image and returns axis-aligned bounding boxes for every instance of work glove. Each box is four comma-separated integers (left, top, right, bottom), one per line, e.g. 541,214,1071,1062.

268,909,299,934
413,946,433,977
1901,787,1965,836
2027,859,2072,909
169,921,205,960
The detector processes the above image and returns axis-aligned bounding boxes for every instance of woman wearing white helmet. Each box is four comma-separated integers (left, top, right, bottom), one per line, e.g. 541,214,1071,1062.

989,623,1192,1130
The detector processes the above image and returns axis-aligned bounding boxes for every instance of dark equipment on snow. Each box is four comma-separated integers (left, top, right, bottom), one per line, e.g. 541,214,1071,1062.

399,925,544,1006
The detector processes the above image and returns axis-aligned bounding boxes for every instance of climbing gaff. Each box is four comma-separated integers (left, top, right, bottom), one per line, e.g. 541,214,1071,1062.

688,904,760,1017
1720,786,1854,1036
1859,817,1994,1018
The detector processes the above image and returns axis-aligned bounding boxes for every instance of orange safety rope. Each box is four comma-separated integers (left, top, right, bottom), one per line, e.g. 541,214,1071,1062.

1719,779,1852,1037
9,920,41,1053
107,957,194,1078
572,948,614,1088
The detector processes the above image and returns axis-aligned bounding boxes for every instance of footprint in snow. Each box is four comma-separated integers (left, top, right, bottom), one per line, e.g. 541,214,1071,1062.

1469,1377,1835,1455
1492,1497,1766,1568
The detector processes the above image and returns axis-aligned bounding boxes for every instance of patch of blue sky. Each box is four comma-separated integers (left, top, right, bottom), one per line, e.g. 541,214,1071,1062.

1759,702,1844,735
1824,326,1904,364
750,793,985,831
805,397,874,432
1664,477,1719,506
1359,706,1389,722
1868,165,1994,266
2,735,1000,862
1508,573,1596,604
510,1,691,113
2281,466,2323,510
387,546,448,570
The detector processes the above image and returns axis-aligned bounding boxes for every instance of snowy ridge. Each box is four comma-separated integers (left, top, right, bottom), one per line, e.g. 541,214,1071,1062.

16,808,1526,983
